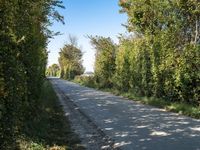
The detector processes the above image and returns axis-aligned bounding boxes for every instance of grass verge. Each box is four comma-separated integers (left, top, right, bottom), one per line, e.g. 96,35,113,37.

73,78,200,119
120,92,200,119
18,79,84,150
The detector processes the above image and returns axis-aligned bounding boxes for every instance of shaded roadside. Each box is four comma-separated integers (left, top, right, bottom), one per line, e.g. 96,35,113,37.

18,79,84,150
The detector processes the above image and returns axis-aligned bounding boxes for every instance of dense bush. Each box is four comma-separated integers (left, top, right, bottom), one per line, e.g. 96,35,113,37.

0,0,64,148
87,0,199,106
74,75,96,88
115,0,200,105
89,36,116,88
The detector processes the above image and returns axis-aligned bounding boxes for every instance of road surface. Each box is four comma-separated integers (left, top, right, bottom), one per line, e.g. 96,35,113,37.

50,78,200,150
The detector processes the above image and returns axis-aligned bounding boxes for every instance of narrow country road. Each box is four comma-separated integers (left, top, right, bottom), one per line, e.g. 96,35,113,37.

50,78,200,150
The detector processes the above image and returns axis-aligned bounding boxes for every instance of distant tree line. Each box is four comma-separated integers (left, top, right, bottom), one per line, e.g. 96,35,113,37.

88,0,199,106
46,64,60,77
0,0,64,148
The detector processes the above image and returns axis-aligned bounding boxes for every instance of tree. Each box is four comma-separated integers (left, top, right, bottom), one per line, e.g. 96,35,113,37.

89,36,116,88
118,0,200,104
46,64,60,77
58,35,84,80
114,38,131,92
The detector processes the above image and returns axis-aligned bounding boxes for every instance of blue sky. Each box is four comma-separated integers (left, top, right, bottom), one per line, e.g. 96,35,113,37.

48,0,127,72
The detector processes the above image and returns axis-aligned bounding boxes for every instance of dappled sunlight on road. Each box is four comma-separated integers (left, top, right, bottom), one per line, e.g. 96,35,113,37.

51,78,200,150
190,127,200,132
150,131,171,136
114,141,132,148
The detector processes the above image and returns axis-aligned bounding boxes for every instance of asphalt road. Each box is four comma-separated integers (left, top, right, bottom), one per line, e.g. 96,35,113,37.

50,78,200,150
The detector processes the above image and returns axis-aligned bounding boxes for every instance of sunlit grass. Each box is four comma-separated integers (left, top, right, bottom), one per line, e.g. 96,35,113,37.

119,92,200,119
120,92,200,119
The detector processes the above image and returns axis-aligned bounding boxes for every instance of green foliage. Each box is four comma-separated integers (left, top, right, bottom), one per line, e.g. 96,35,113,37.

74,75,96,88
114,37,153,95
0,0,64,148
58,35,84,80
115,0,200,105
89,36,116,88
120,92,200,118
114,38,132,92
80,0,199,114
46,64,60,77
18,80,84,150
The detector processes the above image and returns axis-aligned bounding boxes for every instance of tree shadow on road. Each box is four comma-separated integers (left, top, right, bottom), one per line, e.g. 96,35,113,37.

64,81,200,150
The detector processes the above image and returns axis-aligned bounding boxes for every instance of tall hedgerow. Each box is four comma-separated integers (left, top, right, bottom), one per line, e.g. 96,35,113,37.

0,0,64,148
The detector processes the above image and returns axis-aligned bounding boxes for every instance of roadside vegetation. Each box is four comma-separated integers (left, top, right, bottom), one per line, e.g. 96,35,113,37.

2,0,199,148
58,35,84,80
74,76,200,119
72,0,200,119
0,0,65,148
18,80,84,150
46,64,61,77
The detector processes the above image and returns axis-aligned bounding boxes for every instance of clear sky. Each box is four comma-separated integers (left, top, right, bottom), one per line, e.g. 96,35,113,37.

47,0,127,72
